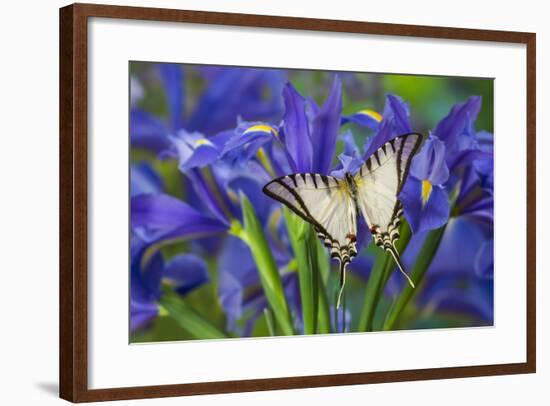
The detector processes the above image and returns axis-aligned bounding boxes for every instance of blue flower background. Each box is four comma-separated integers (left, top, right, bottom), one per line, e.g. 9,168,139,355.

130,62,494,342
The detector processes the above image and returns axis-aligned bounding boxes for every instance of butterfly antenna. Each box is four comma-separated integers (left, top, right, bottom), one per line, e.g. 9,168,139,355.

336,261,347,309
387,246,415,289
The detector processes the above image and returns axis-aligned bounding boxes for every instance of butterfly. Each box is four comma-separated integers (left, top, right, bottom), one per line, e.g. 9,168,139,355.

262,133,422,308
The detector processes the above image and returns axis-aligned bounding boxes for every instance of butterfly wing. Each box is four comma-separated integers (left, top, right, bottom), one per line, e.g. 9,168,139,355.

354,133,422,285
263,173,358,267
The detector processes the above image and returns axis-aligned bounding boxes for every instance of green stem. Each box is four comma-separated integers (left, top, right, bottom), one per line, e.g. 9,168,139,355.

316,276,332,334
284,209,319,335
256,147,276,178
314,233,331,334
263,308,276,336
159,289,226,339
236,194,294,335
382,224,447,331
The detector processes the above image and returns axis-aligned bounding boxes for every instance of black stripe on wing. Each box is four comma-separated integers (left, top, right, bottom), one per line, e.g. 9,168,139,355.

262,173,335,239
315,229,358,267
360,133,421,247
263,173,356,266
395,133,422,194
372,202,403,249
360,132,423,194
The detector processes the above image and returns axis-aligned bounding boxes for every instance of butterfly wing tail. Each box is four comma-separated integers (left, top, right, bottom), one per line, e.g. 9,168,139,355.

386,241,415,288
335,261,347,309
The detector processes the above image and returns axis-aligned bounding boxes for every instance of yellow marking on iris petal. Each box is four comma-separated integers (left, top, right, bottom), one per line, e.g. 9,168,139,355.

226,189,239,204
359,109,383,122
421,180,433,206
194,138,211,147
256,147,276,177
244,124,278,136
268,207,282,231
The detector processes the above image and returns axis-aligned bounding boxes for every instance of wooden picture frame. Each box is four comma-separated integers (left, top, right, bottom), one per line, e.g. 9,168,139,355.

59,2,536,402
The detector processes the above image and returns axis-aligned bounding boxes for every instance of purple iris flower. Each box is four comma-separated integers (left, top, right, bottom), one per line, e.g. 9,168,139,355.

187,66,286,135
474,130,494,177
164,129,231,173
452,164,494,280
130,235,209,332
341,108,382,131
281,76,343,174
475,239,494,279
354,94,494,326
416,272,493,324
400,136,451,233
330,130,364,178
221,120,281,169
219,75,343,178
387,216,493,325
409,217,493,323
159,128,239,227
432,96,491,172
130,110,172,153
130,163,163,197
455,165,494,225
131,193,228,245
395,96,492,235
363,94,412,158
130,63,286,152
130,64,183,152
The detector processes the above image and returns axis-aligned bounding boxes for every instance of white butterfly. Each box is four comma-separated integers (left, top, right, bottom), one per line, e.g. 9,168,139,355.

263,133,422,308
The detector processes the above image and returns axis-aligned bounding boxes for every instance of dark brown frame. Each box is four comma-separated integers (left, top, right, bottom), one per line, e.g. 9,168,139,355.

59,2,536,402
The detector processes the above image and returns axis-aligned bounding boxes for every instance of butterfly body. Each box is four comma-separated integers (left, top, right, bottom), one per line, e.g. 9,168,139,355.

344,172,358,197
263,133,422,307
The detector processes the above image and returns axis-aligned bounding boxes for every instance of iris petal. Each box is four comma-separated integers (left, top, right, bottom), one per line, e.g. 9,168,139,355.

130,299,159,332
310,75,343,174
475,240,494,279
364,94,411,158
282,83,313,172
130,164,163,197
188,67,285,135
130,109,170,152
433,96,481,147
163,254,209,295
410,136,449,185
132,194,209,229
400,178,450,233
168,130,221,172
157,63,184,131
341,108,382,130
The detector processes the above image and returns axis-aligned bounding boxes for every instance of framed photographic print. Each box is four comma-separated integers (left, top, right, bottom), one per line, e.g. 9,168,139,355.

59,3,536,402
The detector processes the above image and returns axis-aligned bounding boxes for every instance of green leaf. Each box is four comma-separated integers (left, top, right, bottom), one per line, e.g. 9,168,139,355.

284,209,318,334
316,276,332,334
357,250,389,332
314,229,331,285
238,194,294,335
382,224,447,331
159,289,226,339
263,308,276,336
313,234,332,334
358,222,412,332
